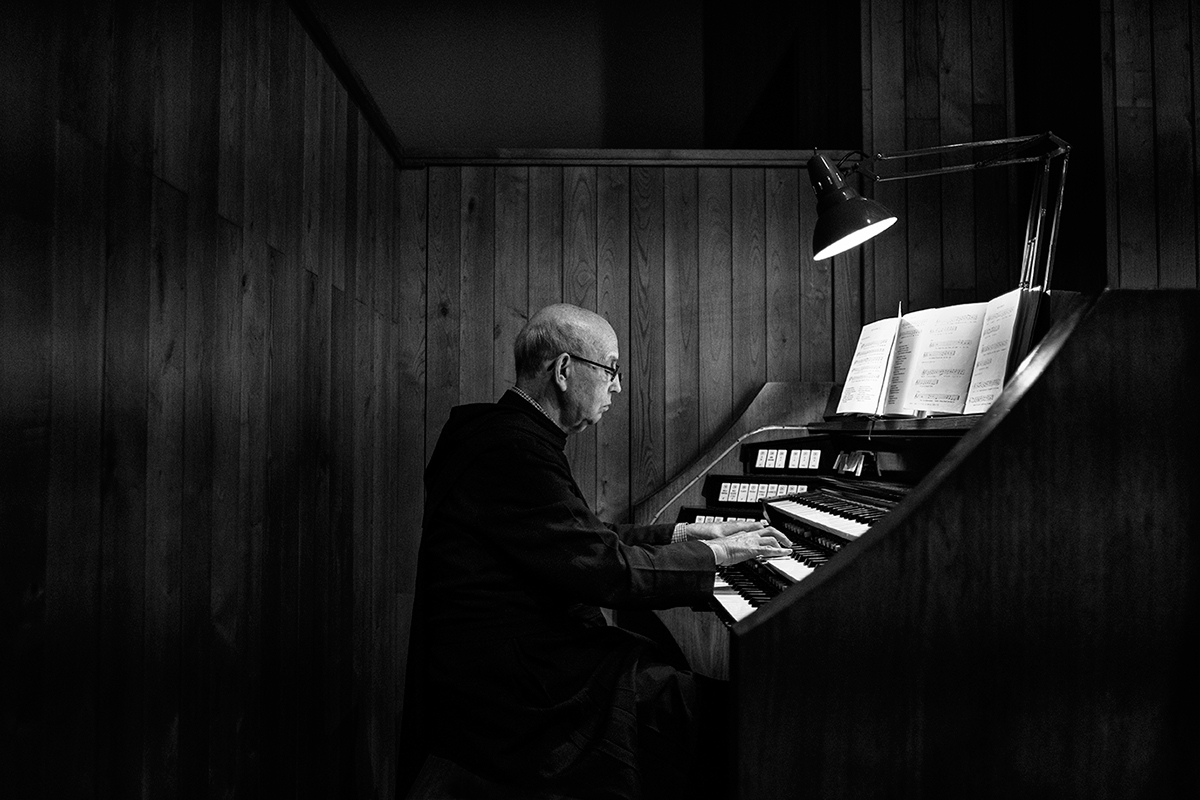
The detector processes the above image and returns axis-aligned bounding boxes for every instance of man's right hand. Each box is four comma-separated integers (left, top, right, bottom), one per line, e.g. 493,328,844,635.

700,526,792,566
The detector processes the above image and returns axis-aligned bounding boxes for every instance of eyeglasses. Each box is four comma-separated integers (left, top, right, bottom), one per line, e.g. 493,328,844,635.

561,353,621,383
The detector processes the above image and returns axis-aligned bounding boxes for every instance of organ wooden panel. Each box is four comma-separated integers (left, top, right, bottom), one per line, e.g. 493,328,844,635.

728,290,1199,798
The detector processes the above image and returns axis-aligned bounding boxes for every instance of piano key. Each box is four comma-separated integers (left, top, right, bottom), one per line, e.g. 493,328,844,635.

768,498,871,539
763,556,816,584
713,574,756,622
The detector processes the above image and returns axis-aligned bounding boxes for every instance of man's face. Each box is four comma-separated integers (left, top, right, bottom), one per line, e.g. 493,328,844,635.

561,331,622,434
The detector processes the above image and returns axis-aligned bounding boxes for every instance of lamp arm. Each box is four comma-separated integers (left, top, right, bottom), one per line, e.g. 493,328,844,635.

838,132,1070,292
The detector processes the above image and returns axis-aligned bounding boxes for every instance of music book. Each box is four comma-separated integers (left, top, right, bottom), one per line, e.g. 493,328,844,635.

836,288,1029,417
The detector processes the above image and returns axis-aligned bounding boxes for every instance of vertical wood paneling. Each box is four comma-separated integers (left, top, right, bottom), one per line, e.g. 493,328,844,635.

564,165,599,498
596,166,631,520
153,1,192,192
17,2,1200,798
45,124,106,797
905,0,944,310
495,166,529,397
0,207,49,797
629,166,665,496
460,166,496,404
971,0,1013,300
1151,0,1196,288
938,0,975,304
218,0,246,224
181,183,216,800
698,167,733,443
99,157,151,796
664,167,699,478
765,167,801,380
799,216,833,380
144,176,188,796
208,219,249,795
1112,0,1157,288
731,168,767,403
426,166,461,447
529,166,564,309
397,167,429,593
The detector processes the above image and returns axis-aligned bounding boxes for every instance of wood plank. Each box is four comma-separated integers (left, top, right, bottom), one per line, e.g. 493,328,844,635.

299,265,333,794
218,0,246,224
764,167,801,380
331,79,349,292
110,0,155,172
238,229,272,788
460,165,496,404
208,219,250,797
564,165,598,500
529,165,564,310
55,0,115,148
99,156,151,796
301,33,324,277
153,0,192,191
1152,0,1196,288
597,165,631,521
266,243,301,795
697,167,733,449
373,141,395,320
45,123,106,797
799,202,834,381
1112,0,1156,288
396,167,428,593
327,285,354,791
1,210,51,796
352,116,373,307
731,168,767,404
350,293,375,798
371,308,394,793
180,181,216,800
143,176,188,797
426,166,461,447
243,0,271,241
938,0,975,303
494,166,530,397
664,167,699,480
629,166,665,495
268,0,304,252
869,0,908,320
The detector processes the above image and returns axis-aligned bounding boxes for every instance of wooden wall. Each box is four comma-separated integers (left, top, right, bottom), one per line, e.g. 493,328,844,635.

5,0,1200,798
859,0,1022,317
409,154,865,519
2,1,415,796
1101,0,1200,289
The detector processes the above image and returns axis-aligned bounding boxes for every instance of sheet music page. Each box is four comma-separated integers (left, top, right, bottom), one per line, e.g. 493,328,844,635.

963,288,1022,413
907,301,989,414
836,316,901,415
880,307,941,416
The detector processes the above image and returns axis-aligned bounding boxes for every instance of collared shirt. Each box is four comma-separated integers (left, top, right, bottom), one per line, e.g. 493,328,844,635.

511,386,558,427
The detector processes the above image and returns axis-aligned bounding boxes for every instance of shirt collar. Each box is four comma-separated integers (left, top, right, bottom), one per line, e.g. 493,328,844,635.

511,386,557,425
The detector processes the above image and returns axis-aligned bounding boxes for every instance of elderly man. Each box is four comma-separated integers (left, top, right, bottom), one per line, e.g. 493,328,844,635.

406,303,790,799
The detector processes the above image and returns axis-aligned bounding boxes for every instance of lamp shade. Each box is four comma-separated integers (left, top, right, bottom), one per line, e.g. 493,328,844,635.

808,153,897,260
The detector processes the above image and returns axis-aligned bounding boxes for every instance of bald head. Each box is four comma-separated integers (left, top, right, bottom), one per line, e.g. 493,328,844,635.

514,304,616,382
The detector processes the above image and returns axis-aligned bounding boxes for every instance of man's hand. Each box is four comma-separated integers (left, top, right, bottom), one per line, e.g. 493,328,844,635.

681,519,773,541
696,521,793,566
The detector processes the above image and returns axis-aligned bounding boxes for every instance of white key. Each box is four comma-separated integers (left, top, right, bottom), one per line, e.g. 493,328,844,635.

713,574,756,622
763,556,815,584
768,499,871,539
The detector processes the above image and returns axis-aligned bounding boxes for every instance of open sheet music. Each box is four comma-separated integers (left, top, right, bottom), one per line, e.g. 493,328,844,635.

836,288,1028,417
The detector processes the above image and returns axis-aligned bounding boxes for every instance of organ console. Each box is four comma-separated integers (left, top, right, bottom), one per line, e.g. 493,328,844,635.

631,289,1200,799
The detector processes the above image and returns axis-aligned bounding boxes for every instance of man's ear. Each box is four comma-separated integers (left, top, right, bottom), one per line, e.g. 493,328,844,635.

551,353,570,390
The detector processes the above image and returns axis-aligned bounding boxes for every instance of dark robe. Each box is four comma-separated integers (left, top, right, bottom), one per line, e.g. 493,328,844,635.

403,390,726,800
